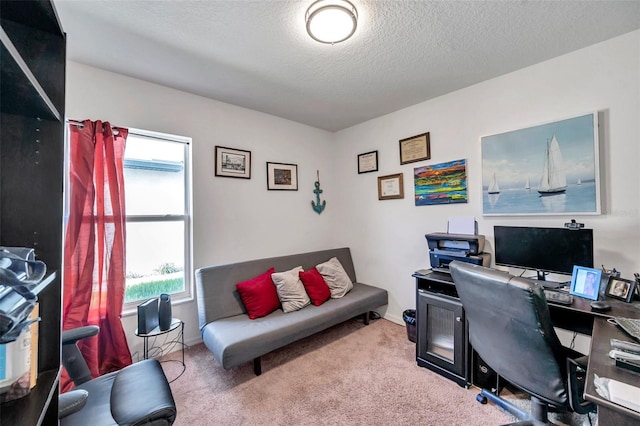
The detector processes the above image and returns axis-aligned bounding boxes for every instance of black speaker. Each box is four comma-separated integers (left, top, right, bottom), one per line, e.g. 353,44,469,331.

158,293,172,331
137,298,159,334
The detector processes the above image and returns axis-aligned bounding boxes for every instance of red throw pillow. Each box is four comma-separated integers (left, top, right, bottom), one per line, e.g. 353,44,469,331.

236,267,280,319
299,267,331,306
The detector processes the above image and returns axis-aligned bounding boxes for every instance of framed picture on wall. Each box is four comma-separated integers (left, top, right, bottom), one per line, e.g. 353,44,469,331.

414,159,468,206
378,173,404,200
358,150,378,174
481,112,601,216
214,146,251,179
267,162,298,190
399,132,430,165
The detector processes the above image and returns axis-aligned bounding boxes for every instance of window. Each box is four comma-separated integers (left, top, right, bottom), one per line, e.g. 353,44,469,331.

123,129,192,306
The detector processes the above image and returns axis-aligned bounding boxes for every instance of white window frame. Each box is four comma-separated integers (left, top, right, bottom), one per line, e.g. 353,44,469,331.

122,128,193,313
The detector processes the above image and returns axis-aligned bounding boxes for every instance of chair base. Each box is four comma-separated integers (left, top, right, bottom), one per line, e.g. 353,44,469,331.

478,389,550,426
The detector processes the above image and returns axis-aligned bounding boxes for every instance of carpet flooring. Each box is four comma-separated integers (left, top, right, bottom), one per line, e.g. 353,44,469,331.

160,317,596,426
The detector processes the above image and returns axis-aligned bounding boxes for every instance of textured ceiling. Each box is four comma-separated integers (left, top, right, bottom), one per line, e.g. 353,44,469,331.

54,1,640,132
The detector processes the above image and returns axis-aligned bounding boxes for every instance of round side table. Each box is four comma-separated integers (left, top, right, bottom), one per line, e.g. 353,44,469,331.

135,318,185,382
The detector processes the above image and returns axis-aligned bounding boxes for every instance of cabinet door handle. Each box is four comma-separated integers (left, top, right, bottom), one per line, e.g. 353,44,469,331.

455,316,462,322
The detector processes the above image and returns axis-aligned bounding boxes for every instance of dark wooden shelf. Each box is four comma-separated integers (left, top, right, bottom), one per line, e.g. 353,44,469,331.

32,271,57,296
0,0,65,120
0,24,61,120
0,12,65,113
1,368,60,425
415,270,458,298
0,1,65,424
0,1,63,36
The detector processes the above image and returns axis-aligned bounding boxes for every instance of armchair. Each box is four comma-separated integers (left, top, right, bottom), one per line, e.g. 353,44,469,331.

449,261,595,425
59,325,177,426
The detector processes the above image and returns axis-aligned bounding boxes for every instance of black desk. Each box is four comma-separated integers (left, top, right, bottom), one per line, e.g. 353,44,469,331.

548,295,640,335
547,296,640,425
415,270,640,423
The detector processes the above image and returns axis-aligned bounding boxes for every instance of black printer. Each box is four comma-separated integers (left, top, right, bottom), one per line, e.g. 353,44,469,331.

425,232,491,273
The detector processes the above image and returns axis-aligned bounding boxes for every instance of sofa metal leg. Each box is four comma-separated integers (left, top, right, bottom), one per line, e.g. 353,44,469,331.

364,311,370,325
253,357,262,376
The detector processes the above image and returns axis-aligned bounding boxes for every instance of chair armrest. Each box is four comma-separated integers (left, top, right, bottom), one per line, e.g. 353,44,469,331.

110,359,177,425
61,326,99,386
62,325,99,345
59,390,89,419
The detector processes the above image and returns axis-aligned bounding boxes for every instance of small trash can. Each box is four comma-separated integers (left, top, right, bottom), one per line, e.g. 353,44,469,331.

403,309,416,343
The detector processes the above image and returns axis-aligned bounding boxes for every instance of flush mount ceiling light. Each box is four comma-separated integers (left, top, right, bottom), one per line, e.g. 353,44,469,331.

305,0,358,44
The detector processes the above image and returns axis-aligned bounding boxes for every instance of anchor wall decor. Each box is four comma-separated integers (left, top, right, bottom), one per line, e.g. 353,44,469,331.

311,170,326,214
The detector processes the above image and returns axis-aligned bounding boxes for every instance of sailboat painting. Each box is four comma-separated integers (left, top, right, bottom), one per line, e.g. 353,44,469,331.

538,135,567,195
481,113,600,216
488,173,500,194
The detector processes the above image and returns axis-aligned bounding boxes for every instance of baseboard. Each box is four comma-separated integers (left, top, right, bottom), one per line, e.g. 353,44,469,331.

383,312,403,326
185,336,203,348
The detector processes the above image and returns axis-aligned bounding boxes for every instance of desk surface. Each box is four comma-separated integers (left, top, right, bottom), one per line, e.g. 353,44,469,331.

548,296,640,423
585,318,640,422
548,293,640,335
551,294,640,319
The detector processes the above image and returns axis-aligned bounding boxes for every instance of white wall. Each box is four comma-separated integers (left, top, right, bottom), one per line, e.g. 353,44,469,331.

65,63,337,354
65,29,640,356
332,30,640,325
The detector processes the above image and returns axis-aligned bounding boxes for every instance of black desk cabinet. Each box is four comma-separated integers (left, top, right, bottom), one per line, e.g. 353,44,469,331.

1,1,65,424
415,271,468,387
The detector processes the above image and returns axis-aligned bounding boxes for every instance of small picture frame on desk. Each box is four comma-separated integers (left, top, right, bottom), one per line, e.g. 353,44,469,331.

605,276,636,303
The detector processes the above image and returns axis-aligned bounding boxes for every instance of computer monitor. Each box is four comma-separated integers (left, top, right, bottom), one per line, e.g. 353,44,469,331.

494,226,594,280
569,265,602,301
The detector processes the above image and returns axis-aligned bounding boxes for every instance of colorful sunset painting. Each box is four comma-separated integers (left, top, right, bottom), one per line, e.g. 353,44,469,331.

414,159,468,206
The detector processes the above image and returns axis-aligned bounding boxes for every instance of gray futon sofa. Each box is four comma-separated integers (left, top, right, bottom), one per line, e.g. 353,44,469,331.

195,247,388,375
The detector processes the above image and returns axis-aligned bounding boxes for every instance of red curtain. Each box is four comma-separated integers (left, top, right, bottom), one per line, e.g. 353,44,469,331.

61,119,132,392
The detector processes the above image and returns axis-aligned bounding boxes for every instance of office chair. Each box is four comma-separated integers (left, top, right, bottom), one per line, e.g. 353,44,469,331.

449,261,595,426
59,325,177,425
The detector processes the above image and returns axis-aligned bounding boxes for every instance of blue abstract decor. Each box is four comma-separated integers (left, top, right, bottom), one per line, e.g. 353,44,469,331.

414,159,467,206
